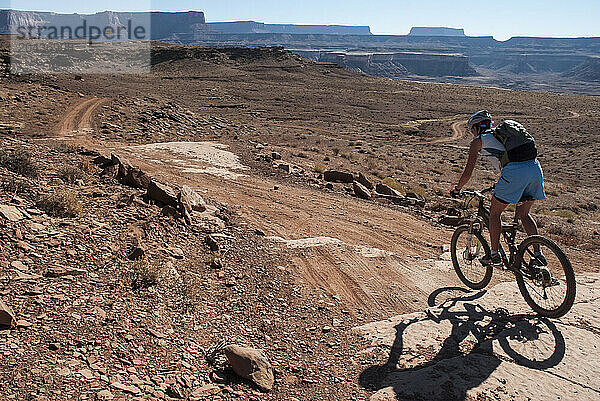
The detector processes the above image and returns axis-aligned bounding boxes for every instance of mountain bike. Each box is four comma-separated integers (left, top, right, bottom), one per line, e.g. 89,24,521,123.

450,186,576,318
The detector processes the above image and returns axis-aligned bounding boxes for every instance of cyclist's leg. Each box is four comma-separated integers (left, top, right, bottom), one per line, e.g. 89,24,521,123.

517,200,541,253
516,200,538,236
489,196,509,253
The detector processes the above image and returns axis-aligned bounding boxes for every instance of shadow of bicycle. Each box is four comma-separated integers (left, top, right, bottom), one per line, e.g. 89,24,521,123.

359,286,566,400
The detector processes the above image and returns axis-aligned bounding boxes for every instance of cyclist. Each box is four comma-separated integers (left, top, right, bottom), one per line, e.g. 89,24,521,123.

451,110,547,266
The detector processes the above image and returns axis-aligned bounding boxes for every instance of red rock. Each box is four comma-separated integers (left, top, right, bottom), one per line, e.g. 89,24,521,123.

224,345,274,392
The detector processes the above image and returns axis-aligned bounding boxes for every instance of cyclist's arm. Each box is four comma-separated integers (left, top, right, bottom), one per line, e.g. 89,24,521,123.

456,137,482,190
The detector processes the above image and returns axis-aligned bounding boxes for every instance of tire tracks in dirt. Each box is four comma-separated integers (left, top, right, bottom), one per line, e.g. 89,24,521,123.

57,97,109,138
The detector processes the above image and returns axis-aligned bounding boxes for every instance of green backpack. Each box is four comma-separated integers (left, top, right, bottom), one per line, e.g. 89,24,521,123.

492,120,538,167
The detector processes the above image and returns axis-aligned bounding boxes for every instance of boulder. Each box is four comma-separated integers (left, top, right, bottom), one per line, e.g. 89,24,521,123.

405,191,425,201
90,155,114,168
375,183,401,197
117,160,150,189
357,172,374,190
162,205,180,219
0,299,15,328
179,186,207,213
353,181,371,200
147,180,178,207
0,205,24,222
271,151,282,160
224,345,274,392
324,170,354,183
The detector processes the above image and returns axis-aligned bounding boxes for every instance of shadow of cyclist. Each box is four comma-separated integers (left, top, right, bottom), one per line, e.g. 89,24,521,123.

358,286,565,399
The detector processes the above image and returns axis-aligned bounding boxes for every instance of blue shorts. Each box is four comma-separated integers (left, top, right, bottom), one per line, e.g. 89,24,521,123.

494,159,546,205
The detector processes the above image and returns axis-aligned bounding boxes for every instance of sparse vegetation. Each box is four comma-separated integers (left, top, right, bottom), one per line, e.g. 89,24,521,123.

538,208,579,220
546,223,584,246
127,258,161,290
0,148,39,177
313,162,327,174
0,176,31,195
53,142,80,154
407,185,428,199
37,188,83,217
382,177,406,194
57,165,87,184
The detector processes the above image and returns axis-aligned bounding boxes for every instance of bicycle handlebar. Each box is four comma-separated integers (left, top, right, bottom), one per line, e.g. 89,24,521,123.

458,186,495,199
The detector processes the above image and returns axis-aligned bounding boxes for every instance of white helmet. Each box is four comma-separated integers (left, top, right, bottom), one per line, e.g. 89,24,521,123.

467,110,492,130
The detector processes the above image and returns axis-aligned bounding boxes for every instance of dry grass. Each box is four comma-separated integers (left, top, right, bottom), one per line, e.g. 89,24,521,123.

382,177,406,194
407,185,428,199
37,189,83,217
52,142,80,154
126,258,161,290
538,208,579,220
313,162,327,174
0,148,38,177
57,165,87,184
545,223,584,246
0,176,31,195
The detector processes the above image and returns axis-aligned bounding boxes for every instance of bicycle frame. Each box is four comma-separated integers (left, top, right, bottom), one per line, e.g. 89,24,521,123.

462,188,521,270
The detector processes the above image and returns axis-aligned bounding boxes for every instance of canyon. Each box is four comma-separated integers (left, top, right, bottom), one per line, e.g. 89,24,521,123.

1,9,599,94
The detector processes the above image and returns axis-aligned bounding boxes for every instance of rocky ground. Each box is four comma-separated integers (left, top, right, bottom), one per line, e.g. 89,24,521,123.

1,38,600,400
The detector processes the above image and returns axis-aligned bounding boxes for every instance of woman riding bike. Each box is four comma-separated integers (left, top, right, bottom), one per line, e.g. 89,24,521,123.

451,110,547,266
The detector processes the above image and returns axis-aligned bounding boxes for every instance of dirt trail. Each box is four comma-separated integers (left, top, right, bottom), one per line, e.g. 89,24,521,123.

116,147,453,317
50,95,458,318
415,120,466,145
57,97,109,138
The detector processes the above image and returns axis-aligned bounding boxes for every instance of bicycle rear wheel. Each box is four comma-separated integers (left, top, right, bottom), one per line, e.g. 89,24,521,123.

515,236,576,318
451,225,493,290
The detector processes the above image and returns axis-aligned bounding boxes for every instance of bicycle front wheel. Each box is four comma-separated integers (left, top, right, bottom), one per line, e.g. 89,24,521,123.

515,236,576,318
451,225,493,290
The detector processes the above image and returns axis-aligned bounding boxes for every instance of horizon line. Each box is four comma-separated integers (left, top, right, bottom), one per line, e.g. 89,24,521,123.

2,9,599,39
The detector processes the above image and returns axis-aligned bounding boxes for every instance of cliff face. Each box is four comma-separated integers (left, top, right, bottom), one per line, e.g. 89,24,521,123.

0,10,207,39
564,57,600,81
297,50,476,78
208,21,372,35
409,27,466,37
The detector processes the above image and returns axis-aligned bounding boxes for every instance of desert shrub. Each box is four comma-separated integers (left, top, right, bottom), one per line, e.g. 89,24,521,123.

407,185,428,199
0,176,31,195
0,148,38,177
313,162,327,174
57,165,87,184
78,160,96,174
37,189,83,217
53,142,79,154
128,258,160,290
382,177,406,194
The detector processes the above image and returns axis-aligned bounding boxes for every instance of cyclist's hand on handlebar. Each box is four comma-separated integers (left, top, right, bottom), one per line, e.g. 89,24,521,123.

450,186,461,199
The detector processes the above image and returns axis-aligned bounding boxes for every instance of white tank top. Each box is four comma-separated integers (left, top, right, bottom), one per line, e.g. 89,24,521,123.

477,131,505,172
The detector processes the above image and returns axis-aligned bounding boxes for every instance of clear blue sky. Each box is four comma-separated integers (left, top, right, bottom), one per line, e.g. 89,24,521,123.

4,0,599,40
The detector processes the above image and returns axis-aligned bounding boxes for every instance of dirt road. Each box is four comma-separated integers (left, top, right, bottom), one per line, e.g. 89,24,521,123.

51,99,461,318
57,97,109,137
